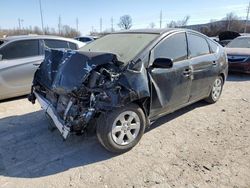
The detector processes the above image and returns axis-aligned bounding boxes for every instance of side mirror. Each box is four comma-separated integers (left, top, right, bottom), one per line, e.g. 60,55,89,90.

0,54,2,61
152,58,173,69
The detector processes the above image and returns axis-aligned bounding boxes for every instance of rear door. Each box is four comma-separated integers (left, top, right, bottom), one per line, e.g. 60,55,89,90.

149,32,192,118
187,33,218,101
0,39,43,99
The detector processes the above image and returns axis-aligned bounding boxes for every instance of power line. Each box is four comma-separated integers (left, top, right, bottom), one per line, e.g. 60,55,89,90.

244,1,250,33
38,0,44,33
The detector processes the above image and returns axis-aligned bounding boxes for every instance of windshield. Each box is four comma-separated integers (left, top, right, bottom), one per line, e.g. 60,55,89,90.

227,37,250,48
79,33,159,64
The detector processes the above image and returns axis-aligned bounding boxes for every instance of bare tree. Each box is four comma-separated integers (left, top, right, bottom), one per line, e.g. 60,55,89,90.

181,16,190,26
0,25,80,38
60,25,80,38
224,12,242,31
118,15,132,30
167,16,190,28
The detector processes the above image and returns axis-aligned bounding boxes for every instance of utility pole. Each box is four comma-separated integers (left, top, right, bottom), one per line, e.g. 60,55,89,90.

18,18,24,30
76,17,79,32
160,10,162,28
100,17,102,33
39,0,44,33
58,15,62,34
21,19,24,29
18,18,21,29
111,17,114,32
244,1,250,33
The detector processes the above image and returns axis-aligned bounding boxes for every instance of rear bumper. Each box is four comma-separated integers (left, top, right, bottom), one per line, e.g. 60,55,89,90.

34,91,70,139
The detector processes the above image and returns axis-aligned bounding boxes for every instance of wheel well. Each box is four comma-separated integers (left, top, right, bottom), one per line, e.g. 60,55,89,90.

132,98,151,126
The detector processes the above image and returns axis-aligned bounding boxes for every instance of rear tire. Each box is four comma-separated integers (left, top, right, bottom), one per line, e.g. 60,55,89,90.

205,76,224,104
96,104,146,153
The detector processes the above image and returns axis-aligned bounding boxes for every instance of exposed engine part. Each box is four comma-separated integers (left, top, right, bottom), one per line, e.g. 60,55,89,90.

88,71,101,88
90,93,95,108
82,108,95,124
63,98,74,120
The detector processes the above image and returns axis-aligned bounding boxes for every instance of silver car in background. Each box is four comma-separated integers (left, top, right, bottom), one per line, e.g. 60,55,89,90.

0,35,85,100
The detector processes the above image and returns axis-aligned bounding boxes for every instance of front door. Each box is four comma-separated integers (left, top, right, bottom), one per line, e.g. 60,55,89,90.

148,32,192,119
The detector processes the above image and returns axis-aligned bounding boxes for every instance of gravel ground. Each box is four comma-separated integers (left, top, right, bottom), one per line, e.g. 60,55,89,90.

0,73,250,188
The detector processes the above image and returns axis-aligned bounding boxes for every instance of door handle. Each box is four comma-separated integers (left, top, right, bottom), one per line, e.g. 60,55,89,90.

212,61,217,66
183,69,191,76
33,63,40,66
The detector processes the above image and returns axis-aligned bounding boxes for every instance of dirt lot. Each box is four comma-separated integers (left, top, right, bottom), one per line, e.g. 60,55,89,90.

0,74,250,188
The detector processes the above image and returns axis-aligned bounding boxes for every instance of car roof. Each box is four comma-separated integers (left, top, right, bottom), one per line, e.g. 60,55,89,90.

1,35,83,43
114,28,198,35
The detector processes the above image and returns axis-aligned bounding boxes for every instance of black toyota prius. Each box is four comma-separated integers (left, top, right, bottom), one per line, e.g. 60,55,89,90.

29,29,228,153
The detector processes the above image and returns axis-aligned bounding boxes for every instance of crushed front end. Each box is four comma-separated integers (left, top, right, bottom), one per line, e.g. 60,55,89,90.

28,49,150,139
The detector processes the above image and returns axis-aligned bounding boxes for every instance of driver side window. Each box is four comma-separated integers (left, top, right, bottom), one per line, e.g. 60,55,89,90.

153,32,188,62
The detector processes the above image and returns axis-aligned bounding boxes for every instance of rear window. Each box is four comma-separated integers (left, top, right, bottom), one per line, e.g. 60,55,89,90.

227,37,250,48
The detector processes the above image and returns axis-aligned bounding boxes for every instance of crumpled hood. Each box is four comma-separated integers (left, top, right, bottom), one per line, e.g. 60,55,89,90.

225,47,250,56
33,49,120,94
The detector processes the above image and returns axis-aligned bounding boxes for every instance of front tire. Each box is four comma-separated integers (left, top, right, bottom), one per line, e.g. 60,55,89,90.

205,76,224,104
96,104,146,153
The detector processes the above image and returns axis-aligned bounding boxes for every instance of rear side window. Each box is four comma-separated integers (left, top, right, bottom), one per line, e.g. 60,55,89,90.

68,42,77,50
207,39,218,53
187,34,210,58
0,39,39,60
154,32,188,62
44,39,68,49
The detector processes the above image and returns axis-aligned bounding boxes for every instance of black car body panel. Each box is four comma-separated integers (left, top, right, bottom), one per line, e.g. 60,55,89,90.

34,49,122,94
29,29,228,139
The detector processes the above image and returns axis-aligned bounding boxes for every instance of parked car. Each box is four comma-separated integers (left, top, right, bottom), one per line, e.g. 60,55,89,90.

0,35,85,100
218,31,240,47
225,36,250,74
29,29,228,153
74,36,99,43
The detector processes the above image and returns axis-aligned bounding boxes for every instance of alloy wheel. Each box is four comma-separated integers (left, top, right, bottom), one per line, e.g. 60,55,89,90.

111,111,141,146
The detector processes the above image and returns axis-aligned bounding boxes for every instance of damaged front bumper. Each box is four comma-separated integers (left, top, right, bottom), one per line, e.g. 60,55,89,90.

29,49,151,139
34,91,70,139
